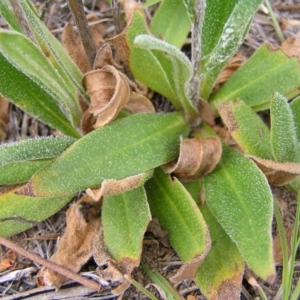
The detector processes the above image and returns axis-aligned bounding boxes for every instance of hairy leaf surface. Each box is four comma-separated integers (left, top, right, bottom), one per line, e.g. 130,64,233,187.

209,44,300,111
203,144,275,281
270,93,299,163
102,186,151,262
0,186,72,237
150,0,190,48
146,168,210,282
0,137,75,184
20,0,88,102
20,113,189,197
0,31,80,138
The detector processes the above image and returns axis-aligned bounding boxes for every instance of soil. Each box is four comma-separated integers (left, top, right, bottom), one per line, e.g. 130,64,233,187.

0,0,300,299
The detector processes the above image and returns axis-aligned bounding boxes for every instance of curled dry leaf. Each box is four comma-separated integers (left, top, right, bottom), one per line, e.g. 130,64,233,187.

197,98,216,126
62,21,104,73
124,92,155,114
86,170,153,201
37,195,101,289
281,31,300,62
0,95,9,140
247,155,300,185
170,230,211,283
163,137,222,182
83,65,130,128
214,53,246,89
93,43,123,71
0,250,17,273
92,228,133,295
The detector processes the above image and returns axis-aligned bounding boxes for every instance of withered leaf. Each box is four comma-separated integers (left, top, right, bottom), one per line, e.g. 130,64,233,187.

281,31,300,62
0,95,9,140
83,65,130,128
86,170,153,201
124,92,155,114
170,230,210,283
37,195,101,289
247,155,300,185
62,22,103,73
163,137,222,182
92,228,133,295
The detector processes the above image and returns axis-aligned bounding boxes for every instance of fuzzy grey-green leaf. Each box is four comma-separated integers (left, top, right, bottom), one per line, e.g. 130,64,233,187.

270,93,299,163
0,136,75,184
204,144,275,281
102,186,151,262
21,113,190,198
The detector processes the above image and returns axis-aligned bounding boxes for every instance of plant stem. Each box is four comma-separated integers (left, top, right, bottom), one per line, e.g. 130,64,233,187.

274,201,290,299
264,0,284,43
68,0,96,68
188,0,206,106
11,0,37,43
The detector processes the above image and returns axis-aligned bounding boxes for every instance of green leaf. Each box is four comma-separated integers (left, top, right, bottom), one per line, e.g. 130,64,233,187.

196,205,244,300
21,113,190,197
0,186,72,237
145,168,209,262
219,100,273,160
19,0,88,103
203,144,275,281
0,0,23,31
201,0,262,75
0,29,81,127
150,0,190,49
182,0,196,22
0,136,75,185
134,34,197,118
127,11,197,118
0,31,81,138
290,96,300,142
142,0,162,8
270,93,299,163
102,186,151,262
209,44,300,111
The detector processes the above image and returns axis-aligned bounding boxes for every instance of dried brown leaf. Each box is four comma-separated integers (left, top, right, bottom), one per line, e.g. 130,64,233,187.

281,31,300,62
214,54,246,89
170,231,211,283
93,43,123,71
0,250,17,273
197,98,216,126
62,22,104,73
163,137,222,182
0,95,10,140
86,170,153,201
247,155,300,185
83,65,130,128
124,92,155,114
92,228,133,295
37,195,101,289
218,102,239,132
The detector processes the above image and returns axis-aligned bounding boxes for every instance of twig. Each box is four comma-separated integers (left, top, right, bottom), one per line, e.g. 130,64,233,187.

68,0,97,68
0,236,102,292
187,0,206,106
112,0,122,34
10,0,37,43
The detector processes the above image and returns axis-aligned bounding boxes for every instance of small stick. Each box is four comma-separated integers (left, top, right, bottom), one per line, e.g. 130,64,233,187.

10,0,37,43
0,236,101,292
68,0,97,68
112,0,122,34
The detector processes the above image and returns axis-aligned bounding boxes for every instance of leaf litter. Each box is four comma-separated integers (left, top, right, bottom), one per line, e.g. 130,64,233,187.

1,0,300,299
